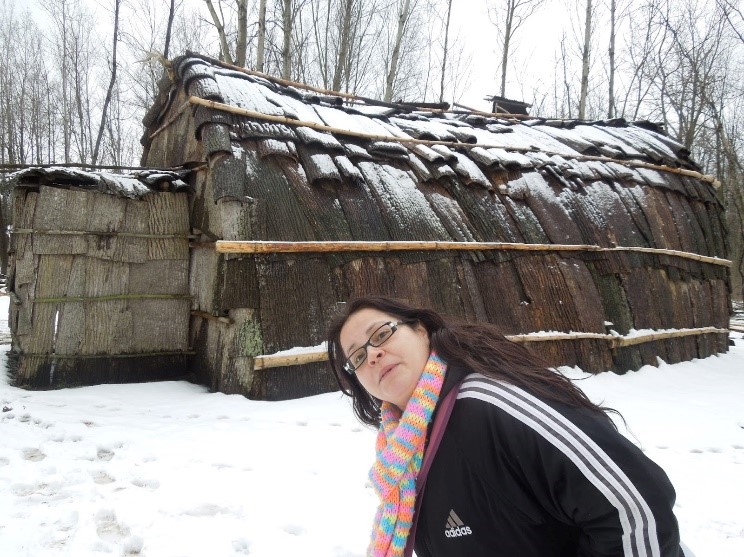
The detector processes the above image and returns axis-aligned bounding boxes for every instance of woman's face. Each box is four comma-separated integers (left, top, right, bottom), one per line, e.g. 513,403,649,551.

339,307,430,410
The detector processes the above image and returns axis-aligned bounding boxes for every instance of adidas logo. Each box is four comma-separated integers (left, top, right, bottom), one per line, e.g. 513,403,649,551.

444,509,472,538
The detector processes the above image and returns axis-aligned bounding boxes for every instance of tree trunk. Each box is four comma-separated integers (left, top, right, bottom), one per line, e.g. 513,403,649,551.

608,0,616,118
93,0,120,165
257,0,267,72
204,0,234,64
439,0,453,103
384,0,412,102
332,0,354,91
236,0,248,66
578,0,592,119
500,0,515,97
164,0,176,59
282,0,292,79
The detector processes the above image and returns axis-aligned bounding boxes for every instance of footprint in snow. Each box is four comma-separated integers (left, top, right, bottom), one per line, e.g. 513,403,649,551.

11,483,37,497
706,447,722,453
95,509,130,544
91,470,116,484
23,448,46,462
733,444,744,450
0,457,10,467
131,477,160,490
296,420,308,426
232,538,252,554
689,449,703,454
284,523,305,536
97,448,115,461
183,503,229,517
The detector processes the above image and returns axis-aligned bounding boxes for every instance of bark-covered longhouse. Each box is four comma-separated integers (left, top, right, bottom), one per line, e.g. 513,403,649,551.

8,52,731,399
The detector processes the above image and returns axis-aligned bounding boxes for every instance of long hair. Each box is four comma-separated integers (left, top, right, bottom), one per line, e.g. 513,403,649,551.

327,296,612,427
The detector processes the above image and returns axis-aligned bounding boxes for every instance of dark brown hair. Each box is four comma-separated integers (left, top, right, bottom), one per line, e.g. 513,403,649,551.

327,296,612,427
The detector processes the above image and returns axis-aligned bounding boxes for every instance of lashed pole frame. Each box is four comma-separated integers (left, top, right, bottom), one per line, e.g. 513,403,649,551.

212,240,730,371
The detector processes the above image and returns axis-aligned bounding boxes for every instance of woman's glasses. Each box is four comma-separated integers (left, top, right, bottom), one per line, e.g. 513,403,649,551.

343,320,415,375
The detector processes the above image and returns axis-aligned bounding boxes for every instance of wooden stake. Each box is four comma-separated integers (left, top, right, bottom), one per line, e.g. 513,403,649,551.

191,310,234,325
214,240,732,267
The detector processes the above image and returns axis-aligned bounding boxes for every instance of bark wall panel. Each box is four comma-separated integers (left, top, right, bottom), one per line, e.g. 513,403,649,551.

241,146,318,241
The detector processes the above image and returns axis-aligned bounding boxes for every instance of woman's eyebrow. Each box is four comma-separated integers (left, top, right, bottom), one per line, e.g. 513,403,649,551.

346,320,387,353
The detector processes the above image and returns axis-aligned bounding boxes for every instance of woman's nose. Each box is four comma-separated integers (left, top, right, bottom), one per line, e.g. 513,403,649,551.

367,346,384,366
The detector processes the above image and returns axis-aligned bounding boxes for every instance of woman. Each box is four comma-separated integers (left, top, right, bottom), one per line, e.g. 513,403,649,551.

326,296,688,557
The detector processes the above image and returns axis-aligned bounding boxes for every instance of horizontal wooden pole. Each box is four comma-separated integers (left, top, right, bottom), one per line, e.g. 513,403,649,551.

214,240,732,267
253,351,329,370
252,327,729,370
19,351,196,359
12,229,192,240
32,294,192,303
609,327,726,347
188,96,720,188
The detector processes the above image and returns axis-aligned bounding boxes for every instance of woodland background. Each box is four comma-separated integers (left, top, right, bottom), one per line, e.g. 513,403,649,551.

0,0,742,300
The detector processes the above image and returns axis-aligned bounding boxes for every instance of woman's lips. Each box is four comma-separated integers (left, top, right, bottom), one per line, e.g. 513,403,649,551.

379,363,398,383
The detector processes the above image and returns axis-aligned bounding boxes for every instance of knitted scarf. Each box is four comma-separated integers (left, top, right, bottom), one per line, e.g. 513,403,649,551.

367,351,447,557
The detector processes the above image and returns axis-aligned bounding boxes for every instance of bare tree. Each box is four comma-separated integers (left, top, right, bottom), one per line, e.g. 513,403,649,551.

281,0,293,78
578,0,593,119
256,0,267,71
487,0,546,98
93,0,121,165
164,0,177,58
204,0,235,63
438,0,453,103
236,0,248,66
383,0,412,101
332,0,355,90
607,0,616,118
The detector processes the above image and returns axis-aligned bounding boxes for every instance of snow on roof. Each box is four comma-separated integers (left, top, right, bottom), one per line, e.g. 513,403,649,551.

167,56,693,163
7,167,190,199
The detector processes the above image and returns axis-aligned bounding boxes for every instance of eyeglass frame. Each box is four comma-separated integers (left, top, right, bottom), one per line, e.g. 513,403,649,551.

342,319,416,375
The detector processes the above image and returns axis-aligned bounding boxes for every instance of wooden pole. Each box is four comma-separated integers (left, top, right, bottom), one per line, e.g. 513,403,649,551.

252,327,729,370
12,229,192,240
187,96,721,188
214,240,732,267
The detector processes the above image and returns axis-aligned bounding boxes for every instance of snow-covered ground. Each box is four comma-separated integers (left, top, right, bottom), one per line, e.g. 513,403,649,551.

1,293,742,557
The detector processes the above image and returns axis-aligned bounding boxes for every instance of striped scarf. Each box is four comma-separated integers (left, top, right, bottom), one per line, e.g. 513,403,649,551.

367,352,447,557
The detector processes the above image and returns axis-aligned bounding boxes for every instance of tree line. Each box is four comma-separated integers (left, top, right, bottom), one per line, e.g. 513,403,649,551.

0,0,742,297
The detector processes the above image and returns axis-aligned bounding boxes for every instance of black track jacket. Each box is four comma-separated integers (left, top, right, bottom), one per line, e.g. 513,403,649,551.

414,370,684,557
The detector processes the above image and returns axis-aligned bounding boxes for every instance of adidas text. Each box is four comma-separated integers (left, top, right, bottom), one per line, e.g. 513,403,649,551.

445,526,472,538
